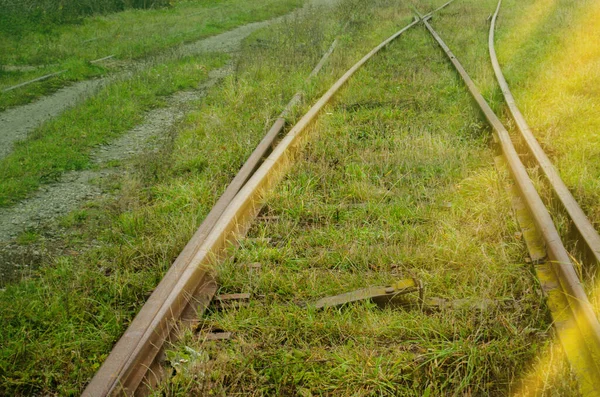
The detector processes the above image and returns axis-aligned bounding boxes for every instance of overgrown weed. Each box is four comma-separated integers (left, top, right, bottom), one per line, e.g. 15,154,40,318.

0,0,589,395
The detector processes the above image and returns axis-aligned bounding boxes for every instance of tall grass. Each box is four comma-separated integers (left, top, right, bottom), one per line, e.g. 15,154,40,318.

0,0,175,35
0,0,303,110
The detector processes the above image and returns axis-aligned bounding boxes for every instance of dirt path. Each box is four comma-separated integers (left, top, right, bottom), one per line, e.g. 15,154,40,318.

0,79,104,160
0,65,231,243
0,0,339,245
0,0,338,162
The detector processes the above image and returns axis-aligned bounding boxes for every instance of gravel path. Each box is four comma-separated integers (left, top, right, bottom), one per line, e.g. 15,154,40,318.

0,79,104,160
0,0,339,162
0,0,340,243
0,65,231,242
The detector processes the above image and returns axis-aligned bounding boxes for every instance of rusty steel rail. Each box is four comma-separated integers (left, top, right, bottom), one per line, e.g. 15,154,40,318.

489,0,600,268
422,17,600,395
82,39,339,396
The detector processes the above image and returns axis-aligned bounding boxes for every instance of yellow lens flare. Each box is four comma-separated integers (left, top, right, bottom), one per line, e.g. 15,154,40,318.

499,1,600,389
496,0,558,66
510,338,573,396
511,0,600,206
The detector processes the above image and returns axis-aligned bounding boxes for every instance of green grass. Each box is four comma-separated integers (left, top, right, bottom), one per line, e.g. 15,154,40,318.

436,0,600,314
0,52,227,207
0,0,173,32
15,229,41,245
0,0,304,110
0,0,590,395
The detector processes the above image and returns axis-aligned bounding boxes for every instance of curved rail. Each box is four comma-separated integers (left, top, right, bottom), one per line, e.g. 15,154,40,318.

83,2,460,391
489,0,600,268
422,16,600,395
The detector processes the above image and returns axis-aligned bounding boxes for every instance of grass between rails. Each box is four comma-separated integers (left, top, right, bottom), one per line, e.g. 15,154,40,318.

0,0,304,110
437,0,600,224
433,2,600,245
0,52,228,208
154,1,571,395
427,1,600,391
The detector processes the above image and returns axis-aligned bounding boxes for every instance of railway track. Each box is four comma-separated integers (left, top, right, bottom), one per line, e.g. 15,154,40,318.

485,1,600,393
82,34,343,397
84,1,600,395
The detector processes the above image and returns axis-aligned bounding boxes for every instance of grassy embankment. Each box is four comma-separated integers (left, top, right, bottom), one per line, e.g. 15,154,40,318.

0,0,305,206
0,0,303,110
0,0,594,395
